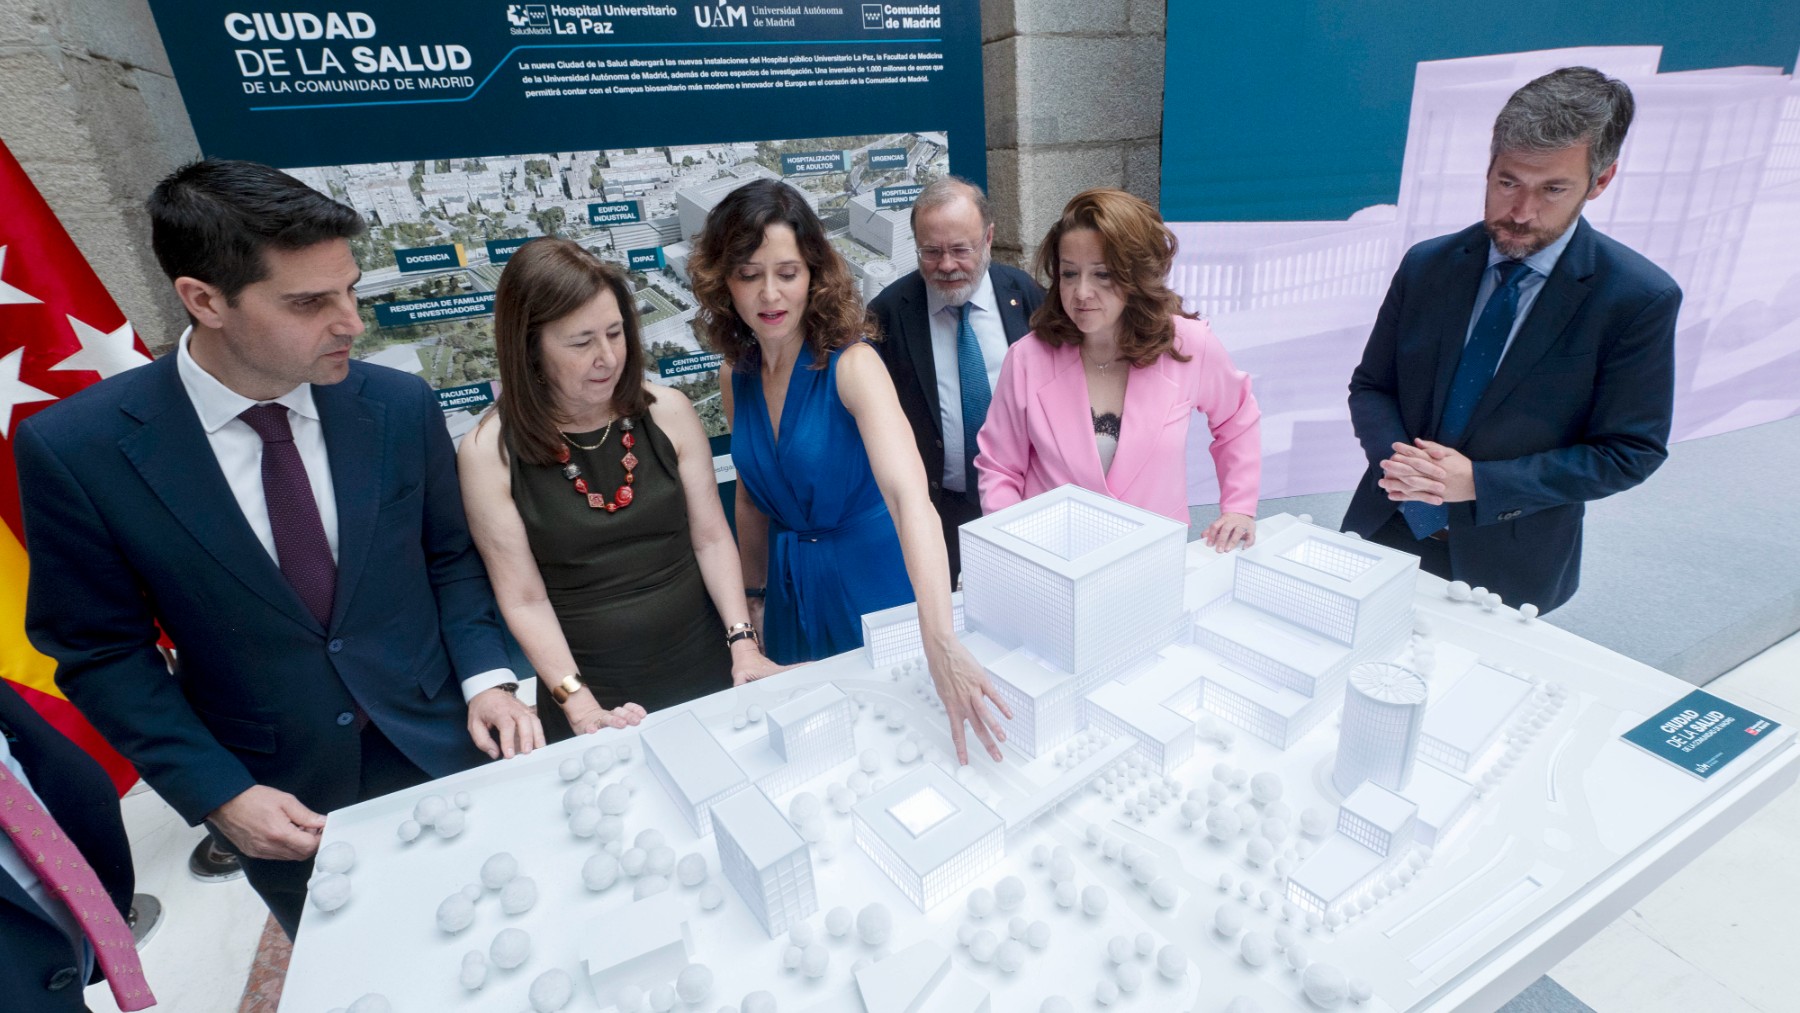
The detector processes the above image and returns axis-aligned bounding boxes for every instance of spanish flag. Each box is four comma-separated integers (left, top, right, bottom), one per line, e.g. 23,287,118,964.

0,137,150,794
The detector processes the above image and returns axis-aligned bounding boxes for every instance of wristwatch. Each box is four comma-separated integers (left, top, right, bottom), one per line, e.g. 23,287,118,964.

549,674,585,705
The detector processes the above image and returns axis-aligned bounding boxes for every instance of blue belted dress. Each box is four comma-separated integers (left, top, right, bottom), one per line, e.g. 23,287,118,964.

730,341,914,663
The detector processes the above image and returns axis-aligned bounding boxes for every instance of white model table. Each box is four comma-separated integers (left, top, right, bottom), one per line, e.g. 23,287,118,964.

277,515,1798,1013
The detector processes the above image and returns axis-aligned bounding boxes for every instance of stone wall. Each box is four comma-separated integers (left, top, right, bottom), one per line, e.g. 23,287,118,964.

0,0,198,352
982,0,1166,272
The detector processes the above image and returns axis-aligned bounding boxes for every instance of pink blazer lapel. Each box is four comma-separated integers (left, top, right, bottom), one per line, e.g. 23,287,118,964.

1105,359,1184,500
1031,344,1107,492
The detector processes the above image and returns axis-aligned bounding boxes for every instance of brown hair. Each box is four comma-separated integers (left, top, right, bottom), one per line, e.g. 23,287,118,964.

1030,188,1192,367
686,177,873,371
491,237,651,466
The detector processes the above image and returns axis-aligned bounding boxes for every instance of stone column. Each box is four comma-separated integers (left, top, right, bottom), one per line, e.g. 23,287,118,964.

982,0,1166,272
1,0,199,352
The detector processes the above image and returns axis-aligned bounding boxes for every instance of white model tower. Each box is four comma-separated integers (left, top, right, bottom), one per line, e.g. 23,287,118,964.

961,485,1187,678
1333,662,1428,796
711,787,817,938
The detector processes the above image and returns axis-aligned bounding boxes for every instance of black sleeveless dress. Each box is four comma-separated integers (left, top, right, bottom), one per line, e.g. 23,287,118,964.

509,411,731,742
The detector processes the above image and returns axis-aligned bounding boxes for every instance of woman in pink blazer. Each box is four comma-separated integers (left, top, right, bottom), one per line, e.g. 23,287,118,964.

975,188,1262,548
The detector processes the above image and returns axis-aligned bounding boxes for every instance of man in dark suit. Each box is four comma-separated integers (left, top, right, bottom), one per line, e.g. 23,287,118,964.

870,177,1043,580
17,160,543,938
0,682,137,1011
1344,67,1679,613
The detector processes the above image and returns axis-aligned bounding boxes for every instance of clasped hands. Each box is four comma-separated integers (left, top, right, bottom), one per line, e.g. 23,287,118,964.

1379,439,1475,505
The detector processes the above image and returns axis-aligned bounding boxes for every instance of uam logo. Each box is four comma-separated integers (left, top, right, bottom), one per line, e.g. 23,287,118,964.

507,4,550,30
695,0,747,28
862,4,885,29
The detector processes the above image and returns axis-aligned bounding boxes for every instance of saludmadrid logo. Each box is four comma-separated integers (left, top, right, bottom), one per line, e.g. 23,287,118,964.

506,4,553,33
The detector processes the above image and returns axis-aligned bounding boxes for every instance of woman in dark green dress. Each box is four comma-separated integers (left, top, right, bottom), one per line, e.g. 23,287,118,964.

459,238,785,741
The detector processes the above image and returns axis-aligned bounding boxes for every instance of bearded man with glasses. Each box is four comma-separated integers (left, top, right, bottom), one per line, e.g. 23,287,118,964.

871,176,1043,581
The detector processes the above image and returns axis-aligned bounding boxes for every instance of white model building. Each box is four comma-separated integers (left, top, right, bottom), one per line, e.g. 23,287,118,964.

852,764,1004,911
961,486,1188,679
854,940,991,1013
1242,525,1415,646
1419,665,1533,775
711,787,817,938
1333,662,1429,796
640,711,748,836
579,893,694,1009
981,648,1093,759
1286,783,1420,918
862,594,967,669
1083,679,1195,775
1194,522,1419,747
757,685,856,797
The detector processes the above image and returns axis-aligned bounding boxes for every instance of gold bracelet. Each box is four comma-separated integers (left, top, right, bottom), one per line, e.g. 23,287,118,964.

549,674,585,705
725,622,759,647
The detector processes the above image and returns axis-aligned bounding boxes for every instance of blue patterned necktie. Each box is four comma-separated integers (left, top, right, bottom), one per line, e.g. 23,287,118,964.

1401,260,1531,539
956,302,991,496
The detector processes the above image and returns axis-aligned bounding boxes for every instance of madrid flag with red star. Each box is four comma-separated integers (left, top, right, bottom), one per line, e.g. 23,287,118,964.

0,137,151,794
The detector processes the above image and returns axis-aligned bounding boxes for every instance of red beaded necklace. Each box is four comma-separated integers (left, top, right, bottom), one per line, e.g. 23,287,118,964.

555,417,637,512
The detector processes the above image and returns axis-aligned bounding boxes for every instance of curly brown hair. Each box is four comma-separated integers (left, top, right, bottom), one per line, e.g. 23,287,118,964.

491,238,651,467
1030,188,1193,367
686,177,873,371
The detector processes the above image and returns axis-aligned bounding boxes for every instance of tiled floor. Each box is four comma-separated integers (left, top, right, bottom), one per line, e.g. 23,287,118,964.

85,633,1800,1012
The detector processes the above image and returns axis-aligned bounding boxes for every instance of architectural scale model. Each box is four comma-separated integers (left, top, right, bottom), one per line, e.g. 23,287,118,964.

851,764,1005,911
640,710,747,836
1333,662,1430,796
278,493,1798,1013
1194,523,1418,748
711,787,818,938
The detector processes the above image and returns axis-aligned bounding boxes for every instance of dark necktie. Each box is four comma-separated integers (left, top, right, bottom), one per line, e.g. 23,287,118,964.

239,404,336,626
0,765,156,1010
956,302,991,497
1401,260,1532,539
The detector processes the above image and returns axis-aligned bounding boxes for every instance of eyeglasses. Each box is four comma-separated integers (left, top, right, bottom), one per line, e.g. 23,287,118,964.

917,245,978,263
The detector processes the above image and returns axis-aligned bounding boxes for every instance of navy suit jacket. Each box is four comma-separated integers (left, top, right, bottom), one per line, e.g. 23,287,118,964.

17,356,510,827
0,682,133,1009
1344,219,1680,611
871,263,1043,504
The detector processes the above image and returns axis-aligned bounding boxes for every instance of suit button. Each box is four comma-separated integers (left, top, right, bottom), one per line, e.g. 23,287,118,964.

1498,510,1522,521
46,967,79,990
934,439,943,449
328,638,344,653
336,711,356,727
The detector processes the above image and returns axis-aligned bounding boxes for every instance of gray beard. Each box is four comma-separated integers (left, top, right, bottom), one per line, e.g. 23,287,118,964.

926,253,991,307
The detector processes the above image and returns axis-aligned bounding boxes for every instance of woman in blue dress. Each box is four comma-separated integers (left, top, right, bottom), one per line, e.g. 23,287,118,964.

689,178,1011,764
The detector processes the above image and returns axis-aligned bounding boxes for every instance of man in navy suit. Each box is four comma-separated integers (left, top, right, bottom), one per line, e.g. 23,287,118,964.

0,682,135,1011
871,177,1043,580
1344,67,1679,613
17,159,543,937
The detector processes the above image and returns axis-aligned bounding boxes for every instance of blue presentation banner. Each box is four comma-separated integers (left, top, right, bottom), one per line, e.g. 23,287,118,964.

143,1,981,448
145,2,982,183
1621,689,1779,780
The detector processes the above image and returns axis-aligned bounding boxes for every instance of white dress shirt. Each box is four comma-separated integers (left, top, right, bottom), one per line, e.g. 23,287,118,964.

175,329,515,701
926,270,1009,494
0,732,93,978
